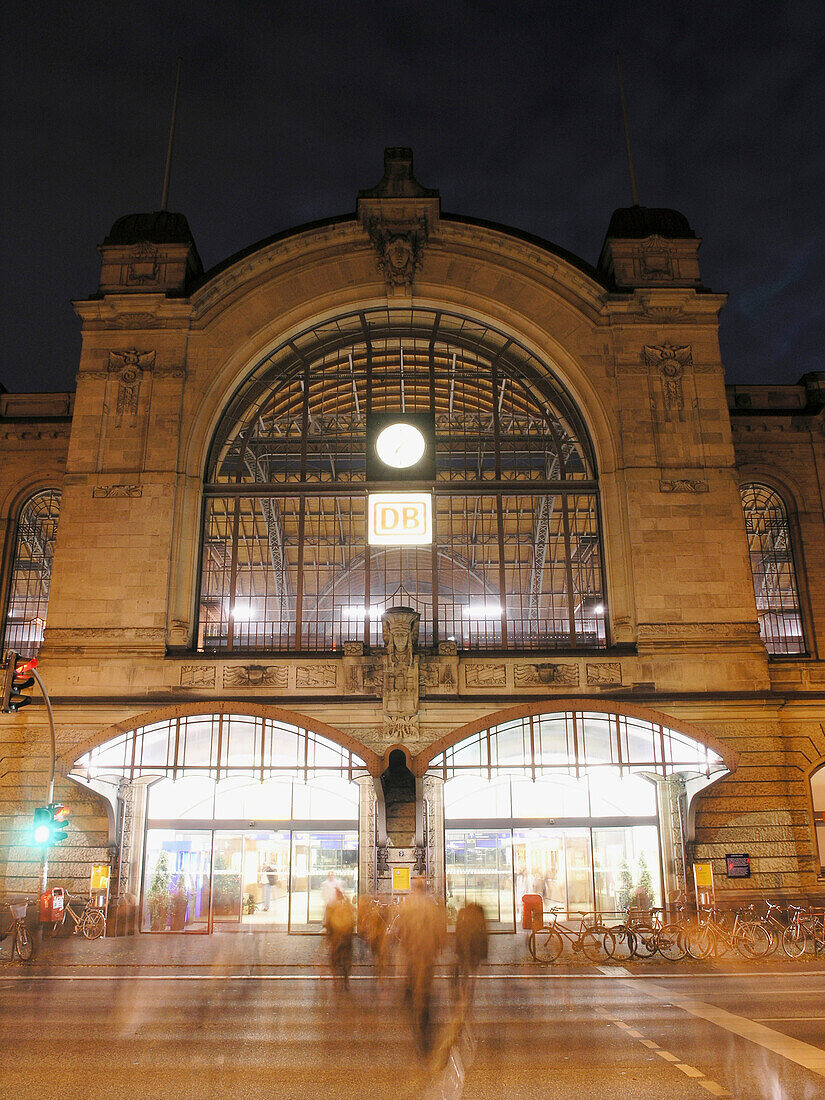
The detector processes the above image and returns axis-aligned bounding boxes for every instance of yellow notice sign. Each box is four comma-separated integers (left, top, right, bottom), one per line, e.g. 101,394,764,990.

693,861,714,889
90,865,110,890
392,866,411,892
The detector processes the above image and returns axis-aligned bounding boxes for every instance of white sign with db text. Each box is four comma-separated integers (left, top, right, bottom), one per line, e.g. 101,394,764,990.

368,492,433,545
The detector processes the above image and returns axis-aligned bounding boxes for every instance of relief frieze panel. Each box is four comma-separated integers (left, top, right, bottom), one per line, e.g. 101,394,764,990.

223,664,288,688
586,662,622,687
514,663,580,688
295,663,338,689
180,665,216,688
464,663,507,688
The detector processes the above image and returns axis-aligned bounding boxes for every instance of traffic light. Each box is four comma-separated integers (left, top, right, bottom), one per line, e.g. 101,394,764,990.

1,651,36,713
50,803,70,843
33,806,52,845
31,803,71,846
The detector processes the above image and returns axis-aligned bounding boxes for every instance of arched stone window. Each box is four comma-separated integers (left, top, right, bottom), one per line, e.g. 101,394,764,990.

811,765,825,875
740,483,804,655
3,488,61,658
198,307,605,653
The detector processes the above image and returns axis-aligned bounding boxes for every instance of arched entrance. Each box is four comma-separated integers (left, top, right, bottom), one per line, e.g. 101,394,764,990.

69,711,370,932
422,708,727,929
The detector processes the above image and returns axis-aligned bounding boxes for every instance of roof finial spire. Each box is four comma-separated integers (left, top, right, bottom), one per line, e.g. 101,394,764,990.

160,58,182,211
615,52,640,207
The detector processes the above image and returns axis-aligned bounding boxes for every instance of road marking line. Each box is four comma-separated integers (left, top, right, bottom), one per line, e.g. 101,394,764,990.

698,1081,731,1096
754,1016,825,1022
597,964,632,976
638,1038,659,1049
656,1050,680,1062
637,983,825,1077
676,1064,705,1078
626,1029,643,1037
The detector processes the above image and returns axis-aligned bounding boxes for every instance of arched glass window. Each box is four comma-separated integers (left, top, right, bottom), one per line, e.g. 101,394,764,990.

198,307,606,653
740,483,804,655
3,488,61,658
811,766,825,875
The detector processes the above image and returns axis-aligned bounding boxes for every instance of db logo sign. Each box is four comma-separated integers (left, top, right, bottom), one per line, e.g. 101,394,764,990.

368,493,433,546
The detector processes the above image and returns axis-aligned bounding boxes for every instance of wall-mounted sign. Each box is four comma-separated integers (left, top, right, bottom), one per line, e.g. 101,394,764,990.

368,492,433,545
90,864,110,890
725,853,751,878
392,866,411,892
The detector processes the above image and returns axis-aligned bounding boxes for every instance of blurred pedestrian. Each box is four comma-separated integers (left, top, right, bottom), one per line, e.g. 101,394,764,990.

357,893,390,975
261,861,277,911
321,869,342,910
453,902,488,999
395,878,446,1053
324,887,356,988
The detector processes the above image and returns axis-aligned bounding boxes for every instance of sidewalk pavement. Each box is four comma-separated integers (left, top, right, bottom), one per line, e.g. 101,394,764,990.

3,926,539,970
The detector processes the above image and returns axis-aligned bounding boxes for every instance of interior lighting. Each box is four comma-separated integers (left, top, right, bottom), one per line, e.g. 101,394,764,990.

342,605,383,620
462,602,502,618
230,602,257,621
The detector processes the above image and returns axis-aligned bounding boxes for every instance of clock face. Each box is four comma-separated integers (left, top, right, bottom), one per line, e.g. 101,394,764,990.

375,422,427,469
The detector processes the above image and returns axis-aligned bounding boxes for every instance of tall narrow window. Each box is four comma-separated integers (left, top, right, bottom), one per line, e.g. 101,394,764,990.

740,483,804,655
3,488,61,658
812,766,825,875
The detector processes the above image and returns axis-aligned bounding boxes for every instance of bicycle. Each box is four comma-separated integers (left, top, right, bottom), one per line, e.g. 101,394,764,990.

782,905,825,959
752,898,786,957
528,906,615,963
50,893,106,939
3,898,34,962
687,906,771,960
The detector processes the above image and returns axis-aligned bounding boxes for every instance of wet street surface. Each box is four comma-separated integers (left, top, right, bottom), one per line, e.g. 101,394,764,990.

2,965,825,1098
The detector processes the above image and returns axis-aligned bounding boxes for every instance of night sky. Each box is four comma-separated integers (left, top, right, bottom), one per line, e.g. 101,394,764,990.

3,2,824,393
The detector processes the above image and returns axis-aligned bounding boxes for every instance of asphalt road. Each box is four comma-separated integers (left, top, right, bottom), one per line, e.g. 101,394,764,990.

1,967,824,1098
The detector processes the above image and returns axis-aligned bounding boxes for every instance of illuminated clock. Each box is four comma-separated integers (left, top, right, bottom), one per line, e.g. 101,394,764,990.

366,411,436,481
375,422,427,469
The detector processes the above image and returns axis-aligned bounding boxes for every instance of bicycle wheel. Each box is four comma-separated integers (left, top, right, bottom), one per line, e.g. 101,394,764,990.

685,921,714,960
632,924,657,958
782,924,807,959
82,910,105,940
581,928,611,962
656,922,687,962
14,924,34,962
529,928,563,964
763,924,780,957
606,925,635,961
734,921,771,960
50,912,67,938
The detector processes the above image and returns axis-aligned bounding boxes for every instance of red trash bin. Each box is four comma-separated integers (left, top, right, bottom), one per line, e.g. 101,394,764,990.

522,892,544,930
40,887,65,923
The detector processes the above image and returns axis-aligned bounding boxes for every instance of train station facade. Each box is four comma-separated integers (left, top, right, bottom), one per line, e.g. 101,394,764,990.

1,148,825,933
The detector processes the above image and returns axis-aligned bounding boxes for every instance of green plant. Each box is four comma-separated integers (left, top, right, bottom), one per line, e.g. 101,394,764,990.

212,850,241,916
637,853,653,900
617,859,634,913
147,850,171,931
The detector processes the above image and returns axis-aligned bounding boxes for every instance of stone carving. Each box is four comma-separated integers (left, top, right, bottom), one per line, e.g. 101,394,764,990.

638,622,762,643
385,715,420,741
642,342,692,415
108,348,156,417
659,479,709,493
295,663,337,688
586,662,622,687
111,311,161,329
126,242,159,285
223,664,288,688
92,484,142,498
383,608,420,702
437,640,458,656
363,661,384,693
367,217,427,289
514,663,580,687
420,658,457,692
343,641,364,656
639,236,674,279
465,663,507,688
180,665,216,688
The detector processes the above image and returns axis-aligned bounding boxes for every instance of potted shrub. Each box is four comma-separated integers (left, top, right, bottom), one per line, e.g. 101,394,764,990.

170,874,190,931
147,850,171,931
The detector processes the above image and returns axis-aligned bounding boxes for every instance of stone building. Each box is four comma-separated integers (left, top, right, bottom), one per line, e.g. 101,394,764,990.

1,148,824,933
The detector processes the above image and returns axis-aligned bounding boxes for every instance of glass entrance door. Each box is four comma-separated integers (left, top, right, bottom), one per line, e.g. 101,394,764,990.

289,831,358,929
445,830,514,928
